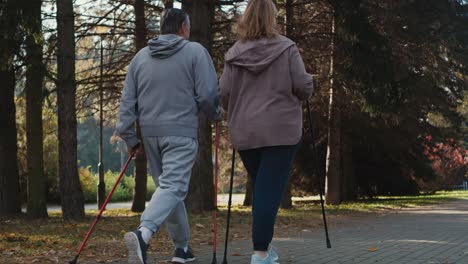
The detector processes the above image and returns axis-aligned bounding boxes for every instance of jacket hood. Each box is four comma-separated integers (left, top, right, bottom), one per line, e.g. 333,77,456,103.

148,34,189,59
225,35,295,74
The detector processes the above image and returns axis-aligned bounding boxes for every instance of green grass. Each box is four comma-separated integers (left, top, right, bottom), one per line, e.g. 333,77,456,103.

324,190,468,212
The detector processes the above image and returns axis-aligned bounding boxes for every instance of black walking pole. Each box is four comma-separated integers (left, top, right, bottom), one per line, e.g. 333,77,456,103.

222,148,236,264
306,101,332,249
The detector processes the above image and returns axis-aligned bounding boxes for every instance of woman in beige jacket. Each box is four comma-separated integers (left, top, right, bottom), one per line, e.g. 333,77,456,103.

220,0,314,263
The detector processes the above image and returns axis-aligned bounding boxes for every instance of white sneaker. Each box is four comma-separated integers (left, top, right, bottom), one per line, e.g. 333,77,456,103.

268,245,279,261
250,253,279,264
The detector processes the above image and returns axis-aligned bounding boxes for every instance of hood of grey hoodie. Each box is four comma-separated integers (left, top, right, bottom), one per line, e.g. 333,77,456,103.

148,34,189,59
225,35,295,74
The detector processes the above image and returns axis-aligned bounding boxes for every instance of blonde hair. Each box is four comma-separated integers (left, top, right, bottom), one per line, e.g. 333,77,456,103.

237,0,278,41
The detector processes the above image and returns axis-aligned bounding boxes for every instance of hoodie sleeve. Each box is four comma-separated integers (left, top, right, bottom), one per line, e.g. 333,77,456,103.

289,45,314,100
116,59,139,149
219,62,231,110
194,46,223,121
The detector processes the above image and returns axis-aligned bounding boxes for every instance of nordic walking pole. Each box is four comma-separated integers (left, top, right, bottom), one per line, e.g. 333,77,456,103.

211,123,220,264
222,148,236,264
69,152,135,264
306,101,331,248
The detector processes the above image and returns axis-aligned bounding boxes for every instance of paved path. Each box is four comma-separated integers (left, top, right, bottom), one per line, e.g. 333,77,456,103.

119,200,468,264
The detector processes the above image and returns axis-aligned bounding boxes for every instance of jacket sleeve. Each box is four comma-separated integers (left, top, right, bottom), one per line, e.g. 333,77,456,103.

289,45,314,100
116,60,139,149
194,47,223,121
219,62,231,110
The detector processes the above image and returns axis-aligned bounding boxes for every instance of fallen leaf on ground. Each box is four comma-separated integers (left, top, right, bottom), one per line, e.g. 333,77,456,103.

368,247,378,252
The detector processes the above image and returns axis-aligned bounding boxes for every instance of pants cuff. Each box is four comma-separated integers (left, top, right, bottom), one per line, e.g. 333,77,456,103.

174,240,189,249
139,221,159,234
253,242,269,251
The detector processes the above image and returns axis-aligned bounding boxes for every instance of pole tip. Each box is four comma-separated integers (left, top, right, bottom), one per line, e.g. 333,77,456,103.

326,239,332,248
69,255,79,264
211,252,217,264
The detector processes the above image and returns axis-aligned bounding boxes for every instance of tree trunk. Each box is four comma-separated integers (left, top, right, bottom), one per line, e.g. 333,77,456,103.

182,0,216,213
134,0,147,51
341,130,356,201
132,124,147,212
325,101,342,205
56,0,85,220
280,182,293,209
0,0,22,216
280,0,294,209
131,0,148,213
0,71,21,216
285,0,294,38
325,13,342,205
25,0,48,218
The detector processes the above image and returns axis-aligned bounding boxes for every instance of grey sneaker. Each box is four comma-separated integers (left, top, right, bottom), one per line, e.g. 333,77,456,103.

171,247,196,263
250,253,279,264
124,230,148,264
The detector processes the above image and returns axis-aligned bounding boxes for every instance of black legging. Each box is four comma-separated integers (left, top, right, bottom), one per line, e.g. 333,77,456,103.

239,142,300,251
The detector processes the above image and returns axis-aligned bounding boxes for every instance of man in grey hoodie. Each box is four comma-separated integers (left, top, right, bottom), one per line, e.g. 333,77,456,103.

116,8,222,264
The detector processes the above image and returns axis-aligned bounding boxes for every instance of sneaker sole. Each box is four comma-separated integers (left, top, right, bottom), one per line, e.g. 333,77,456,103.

172,256,196,263
124,232,144,264
171,256,186,263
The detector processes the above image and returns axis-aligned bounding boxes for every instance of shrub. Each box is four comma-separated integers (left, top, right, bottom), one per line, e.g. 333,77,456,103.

79,167,157,203
80,166,98,202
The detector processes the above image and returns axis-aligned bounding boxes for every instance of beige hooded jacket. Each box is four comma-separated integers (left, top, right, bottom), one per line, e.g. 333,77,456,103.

220,35,314,150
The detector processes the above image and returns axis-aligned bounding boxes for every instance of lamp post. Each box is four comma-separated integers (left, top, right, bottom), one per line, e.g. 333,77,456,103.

96,26,108,209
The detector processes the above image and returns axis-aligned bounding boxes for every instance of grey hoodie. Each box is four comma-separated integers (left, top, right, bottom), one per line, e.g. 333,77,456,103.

220,35,314,150
117,34,222,148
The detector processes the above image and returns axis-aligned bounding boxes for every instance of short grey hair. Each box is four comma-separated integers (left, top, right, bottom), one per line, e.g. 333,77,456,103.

160,8,190,35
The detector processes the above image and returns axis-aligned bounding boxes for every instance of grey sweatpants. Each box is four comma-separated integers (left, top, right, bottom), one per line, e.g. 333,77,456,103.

140,136,198,249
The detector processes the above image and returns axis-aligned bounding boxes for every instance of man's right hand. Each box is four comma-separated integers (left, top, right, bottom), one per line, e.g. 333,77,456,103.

128,143,143,157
